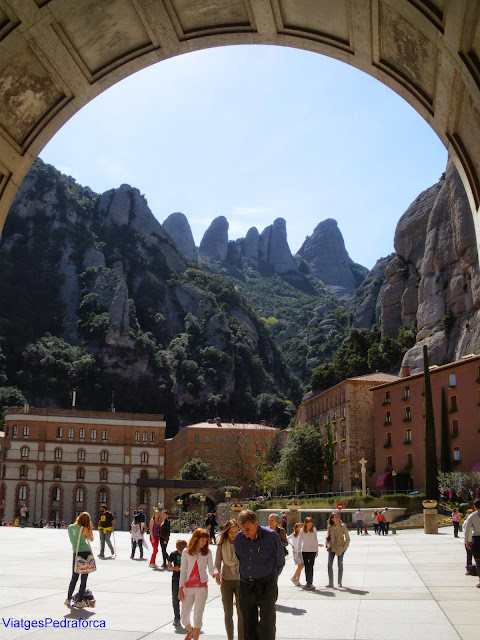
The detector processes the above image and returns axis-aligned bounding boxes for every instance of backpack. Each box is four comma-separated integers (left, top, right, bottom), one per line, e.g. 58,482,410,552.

281,514,287,528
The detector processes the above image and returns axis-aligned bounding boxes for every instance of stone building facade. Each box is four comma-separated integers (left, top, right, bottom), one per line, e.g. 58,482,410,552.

294,374,399,493
0,408,166,528
372,354,480,492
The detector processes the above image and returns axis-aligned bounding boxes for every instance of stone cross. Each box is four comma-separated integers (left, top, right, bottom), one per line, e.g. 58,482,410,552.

359,458,368,496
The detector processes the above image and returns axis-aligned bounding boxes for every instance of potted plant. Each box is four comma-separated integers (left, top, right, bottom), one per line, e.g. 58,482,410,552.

422,499,438,509
286,501,301,511
230,503,243,512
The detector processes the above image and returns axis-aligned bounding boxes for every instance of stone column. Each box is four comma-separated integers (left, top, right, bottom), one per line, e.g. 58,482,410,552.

424,509,439,534
286,508,301,535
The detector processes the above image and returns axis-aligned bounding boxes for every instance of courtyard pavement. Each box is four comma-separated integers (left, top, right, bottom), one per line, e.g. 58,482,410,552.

0,525,478,639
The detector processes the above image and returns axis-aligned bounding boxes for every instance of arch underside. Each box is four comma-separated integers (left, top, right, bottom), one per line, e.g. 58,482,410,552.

0,0,480,239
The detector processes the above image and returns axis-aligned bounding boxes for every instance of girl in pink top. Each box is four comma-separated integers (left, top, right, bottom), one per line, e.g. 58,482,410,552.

178,528,215,640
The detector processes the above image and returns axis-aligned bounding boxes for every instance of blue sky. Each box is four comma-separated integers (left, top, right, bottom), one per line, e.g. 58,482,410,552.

40,45,447,270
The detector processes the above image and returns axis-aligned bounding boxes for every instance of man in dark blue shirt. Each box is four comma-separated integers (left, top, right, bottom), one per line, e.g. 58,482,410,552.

234,510,285,640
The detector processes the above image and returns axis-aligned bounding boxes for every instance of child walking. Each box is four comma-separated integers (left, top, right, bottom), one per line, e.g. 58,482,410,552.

288,522,304,586
298,517,319,590
168,539,188,626
178,528,215,640
130,515,146,559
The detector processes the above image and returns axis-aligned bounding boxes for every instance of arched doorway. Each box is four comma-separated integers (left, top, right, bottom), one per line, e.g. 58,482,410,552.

1,1,480,241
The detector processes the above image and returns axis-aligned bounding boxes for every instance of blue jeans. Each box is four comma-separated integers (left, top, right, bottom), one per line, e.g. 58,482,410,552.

328,551,344,570
99,529,114,555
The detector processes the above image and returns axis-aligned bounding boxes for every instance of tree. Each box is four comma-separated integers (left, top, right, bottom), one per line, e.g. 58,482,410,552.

279,423,324,493
175,458,212,481
423,345,439,499
325,422,334,491
440,388,451,472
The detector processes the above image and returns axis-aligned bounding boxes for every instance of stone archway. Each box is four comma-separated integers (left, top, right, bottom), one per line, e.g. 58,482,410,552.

1,1,480,239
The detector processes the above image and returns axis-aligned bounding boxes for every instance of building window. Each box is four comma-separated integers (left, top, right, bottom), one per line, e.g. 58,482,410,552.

453,447,460,461
386,456,392,470
205,435,210,443
77,467,84,481
100,468,108,481
449,373,456,387
449,396,457,412
53,466,61,480
135,431,140,442
75,487,84,502
216,462,221,471
23,425,29,437
143,431,147,442
255,450,261,458
102,430,108,441
404,407,411,421
52,486,61,501
451,420,459,437
18,485,27,500
99,488,107,504
216,436,221,444
79,428,85,440
215,449,220,458
68,428,74,439
194,434,199,443
101,450,108,463
226,462,232,471
204,449,210,457
226,435,232,444
13,424,18,437
245,463,250,471
193,448,199,457
384,411,391,425
385,432,392,447
141,452,148,464
21,446,29,459
403,386,410,399
78,449,85,462
150,432,155,443
54,448,62,460
56,427,63,438
383,391,390,405
406,453,413,468
139,489,147,505
244,448,250,458
405,429,412,443
91,429,97,440
20,465,27,478
245,436,251,445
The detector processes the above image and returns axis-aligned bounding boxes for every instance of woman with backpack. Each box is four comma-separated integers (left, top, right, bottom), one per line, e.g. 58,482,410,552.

130,515,147,559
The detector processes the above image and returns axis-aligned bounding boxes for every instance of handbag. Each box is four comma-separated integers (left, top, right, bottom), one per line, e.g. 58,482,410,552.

74,526,97,574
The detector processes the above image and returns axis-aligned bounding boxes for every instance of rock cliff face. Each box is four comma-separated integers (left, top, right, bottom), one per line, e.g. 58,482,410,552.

199,215,229,261
348,256,392,328
297,218,368,298
162,212,198,261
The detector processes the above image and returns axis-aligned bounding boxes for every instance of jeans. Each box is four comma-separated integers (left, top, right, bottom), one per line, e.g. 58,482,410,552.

20,516,26,528
160,537,169,565
302,552,316,586
453,521,459,537
472,537,480,579
356,521,364,535
384,522,390,534
238,574,277,640
131,539,143,557
172,572,180,620
328,551,344,571
99,529,114,555
68,552,89,600
221,579,244,640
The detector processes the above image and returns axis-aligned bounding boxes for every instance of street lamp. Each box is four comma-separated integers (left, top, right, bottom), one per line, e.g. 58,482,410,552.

225,490,231,519
157,502,163,512
176,499,183,533
295,477,300,497
124,511,129,531
200,495,206,524
392,470,397,495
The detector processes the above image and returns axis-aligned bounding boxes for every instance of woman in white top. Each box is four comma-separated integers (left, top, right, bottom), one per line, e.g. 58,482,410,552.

297,517,319,589
179,528,215,640
130,515,147,559
287,522,304,586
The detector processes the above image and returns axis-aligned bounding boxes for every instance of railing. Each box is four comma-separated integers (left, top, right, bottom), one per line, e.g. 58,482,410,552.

248,488,419,501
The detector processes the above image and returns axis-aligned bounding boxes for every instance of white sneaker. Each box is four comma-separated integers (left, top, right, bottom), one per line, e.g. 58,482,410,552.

74,600,88,609
149,563,157,568
64,599,71,607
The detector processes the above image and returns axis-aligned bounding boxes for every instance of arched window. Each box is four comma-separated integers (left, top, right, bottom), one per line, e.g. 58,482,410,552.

91,429,97,440
99,468,108,481
56,426,63,438
18,485,27,500
102,429,108,441
54,448,62,460
13,424,18,437
75,487,84,503
79,428,85,440
53,466,61,480
77,449,85,462
23,425,29,436
77,467,84,481
100,450,108,463
139,489,147,505
68,428,74,439
141,452,148,464
19,465,27,478
21,446,29,459
52,486,61,501
140,469,148,480
99,488,107,503
135,431,140,442
150,432,155,443
143,431,147,442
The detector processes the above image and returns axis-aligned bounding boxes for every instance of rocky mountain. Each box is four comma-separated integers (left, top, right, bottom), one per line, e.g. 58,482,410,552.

0,160,300,433
163,212,197,262
297,219,369,297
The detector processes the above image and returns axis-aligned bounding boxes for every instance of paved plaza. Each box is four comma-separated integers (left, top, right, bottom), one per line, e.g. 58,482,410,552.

0,525,479,639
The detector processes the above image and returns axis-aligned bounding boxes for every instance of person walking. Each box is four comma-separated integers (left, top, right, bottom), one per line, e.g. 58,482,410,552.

452,508,461,538
287,522,304,586
354,509,365,535
215,520,244,640
149,509,161,567
97,504,115,558
382,508,392,534
377,510,386,535
372,510,379,535
205,512,217,544
268,513,288,554
464,499,480,588
325,511,350,588
168,538,187,626
234,510,285,640
178,528,215,640
297,516,319,590
130,515,147,559
464,508,474,573
66,512,94,608
159,509,171,568
19,505,28,528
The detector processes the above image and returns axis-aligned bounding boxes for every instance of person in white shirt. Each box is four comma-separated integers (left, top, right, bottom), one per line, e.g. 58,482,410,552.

354,509,365,535
381,508,392,534
287,522,304,586
464,499,480,588
297,517,319,590
179,528,215,640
